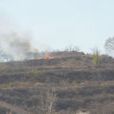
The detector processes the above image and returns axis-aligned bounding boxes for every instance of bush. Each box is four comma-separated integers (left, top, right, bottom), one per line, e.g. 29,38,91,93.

92,49,101,65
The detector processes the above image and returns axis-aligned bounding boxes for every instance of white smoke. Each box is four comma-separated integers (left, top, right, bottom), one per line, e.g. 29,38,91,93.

0,32,35,61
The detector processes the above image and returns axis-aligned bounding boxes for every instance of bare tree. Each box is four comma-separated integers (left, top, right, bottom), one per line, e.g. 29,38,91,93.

65,45,80,52
104,37,114,55
37,87,56,114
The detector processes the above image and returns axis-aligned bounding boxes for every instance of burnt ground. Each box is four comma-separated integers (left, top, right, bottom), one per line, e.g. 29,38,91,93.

0,51,113,114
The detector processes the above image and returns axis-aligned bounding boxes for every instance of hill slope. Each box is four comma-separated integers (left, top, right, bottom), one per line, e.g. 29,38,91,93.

0,51,113,114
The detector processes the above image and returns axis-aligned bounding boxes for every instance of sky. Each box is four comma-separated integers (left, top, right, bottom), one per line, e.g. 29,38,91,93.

0,0,114,53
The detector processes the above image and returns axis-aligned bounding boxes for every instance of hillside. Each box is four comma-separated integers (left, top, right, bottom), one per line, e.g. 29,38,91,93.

0,51,113,114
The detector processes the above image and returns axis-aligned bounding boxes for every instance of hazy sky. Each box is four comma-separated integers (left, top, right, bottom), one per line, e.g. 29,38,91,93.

0,0,114,53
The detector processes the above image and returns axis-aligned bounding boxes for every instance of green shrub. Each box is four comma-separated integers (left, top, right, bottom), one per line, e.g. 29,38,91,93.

92,49,101,65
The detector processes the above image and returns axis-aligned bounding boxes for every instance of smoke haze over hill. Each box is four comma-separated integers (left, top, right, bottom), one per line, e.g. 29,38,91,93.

0,32,38,61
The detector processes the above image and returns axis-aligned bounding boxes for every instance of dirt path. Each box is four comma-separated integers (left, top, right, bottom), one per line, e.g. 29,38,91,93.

0,101,33,114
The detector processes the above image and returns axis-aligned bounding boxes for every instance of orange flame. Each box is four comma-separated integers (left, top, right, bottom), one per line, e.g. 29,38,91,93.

44,51,53,61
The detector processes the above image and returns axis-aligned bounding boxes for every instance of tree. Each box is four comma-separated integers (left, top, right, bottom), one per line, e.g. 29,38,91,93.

65,45,80,52
104,37,114,55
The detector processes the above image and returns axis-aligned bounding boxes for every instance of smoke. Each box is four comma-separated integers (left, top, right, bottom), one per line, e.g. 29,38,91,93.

0,14,41,61
0,32,36,61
